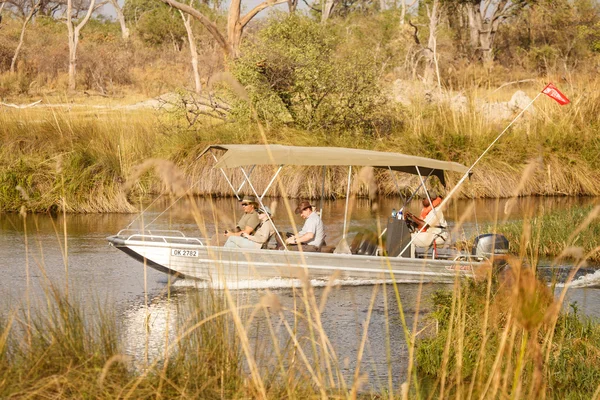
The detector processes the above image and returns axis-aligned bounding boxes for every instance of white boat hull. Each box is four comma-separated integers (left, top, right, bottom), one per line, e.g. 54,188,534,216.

107,232,484,284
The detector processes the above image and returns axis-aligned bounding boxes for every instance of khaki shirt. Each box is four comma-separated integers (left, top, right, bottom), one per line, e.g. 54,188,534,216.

246,220,275,246
237,211,260,233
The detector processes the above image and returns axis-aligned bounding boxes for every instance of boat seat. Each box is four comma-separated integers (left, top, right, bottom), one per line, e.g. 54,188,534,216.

349,232,365,254
260,232,279,250
320,245,336,253
355,232,378,256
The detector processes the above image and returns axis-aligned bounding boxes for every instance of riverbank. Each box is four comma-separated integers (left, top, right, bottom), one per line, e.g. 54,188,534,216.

2,82,600,214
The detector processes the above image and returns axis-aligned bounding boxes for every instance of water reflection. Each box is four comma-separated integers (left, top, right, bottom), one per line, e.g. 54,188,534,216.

121,281,446,390
1,195,599,386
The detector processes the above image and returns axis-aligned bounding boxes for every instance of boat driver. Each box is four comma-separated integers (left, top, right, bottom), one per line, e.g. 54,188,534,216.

405,190,448,250
285,200,325,252
225,195,261,238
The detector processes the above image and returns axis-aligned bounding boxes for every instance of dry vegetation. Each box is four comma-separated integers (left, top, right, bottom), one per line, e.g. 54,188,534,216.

2,194,600,399
2,77,599,215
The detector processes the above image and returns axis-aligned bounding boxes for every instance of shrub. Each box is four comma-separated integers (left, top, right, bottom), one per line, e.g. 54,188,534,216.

231,14,398,135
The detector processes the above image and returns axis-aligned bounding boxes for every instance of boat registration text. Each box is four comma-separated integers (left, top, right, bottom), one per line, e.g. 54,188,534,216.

171,249,199,257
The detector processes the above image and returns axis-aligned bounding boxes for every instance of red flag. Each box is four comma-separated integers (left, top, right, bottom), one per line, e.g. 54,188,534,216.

541,83,570,105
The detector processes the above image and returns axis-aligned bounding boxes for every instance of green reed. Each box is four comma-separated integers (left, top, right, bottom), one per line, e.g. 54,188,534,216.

491,204,600,262
415,267,600,399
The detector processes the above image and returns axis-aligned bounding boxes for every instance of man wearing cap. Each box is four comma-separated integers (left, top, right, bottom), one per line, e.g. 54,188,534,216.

225,195,261,238
285,200,325,252
224,206,275,249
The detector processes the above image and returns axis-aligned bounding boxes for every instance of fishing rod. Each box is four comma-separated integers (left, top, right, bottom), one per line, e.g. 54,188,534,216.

397,83,570,258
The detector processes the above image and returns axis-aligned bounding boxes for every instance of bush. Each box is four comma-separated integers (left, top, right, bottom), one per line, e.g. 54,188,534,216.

231,14,399,135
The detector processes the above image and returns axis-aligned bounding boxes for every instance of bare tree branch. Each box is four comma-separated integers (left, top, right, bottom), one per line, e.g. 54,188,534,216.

239,0,287,27
160,0,231,54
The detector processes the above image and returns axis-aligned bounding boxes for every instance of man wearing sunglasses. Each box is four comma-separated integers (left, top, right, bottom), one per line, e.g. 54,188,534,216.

225,195,261,238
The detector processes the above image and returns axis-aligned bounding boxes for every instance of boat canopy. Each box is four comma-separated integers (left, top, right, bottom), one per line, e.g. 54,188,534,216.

200,144,469,187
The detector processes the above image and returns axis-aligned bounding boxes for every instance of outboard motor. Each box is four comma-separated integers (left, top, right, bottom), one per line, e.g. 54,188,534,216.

472,233,509,261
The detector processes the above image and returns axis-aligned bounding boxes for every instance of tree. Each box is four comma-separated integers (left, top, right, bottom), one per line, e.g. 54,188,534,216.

124,0,186,48
232,15,394,133
66,0,96,90
400,0,418,24
463,0,529,63
159,0,286,58
321,0,338,22
107,0,129,40
179,3,201,93
423,0,443,86
10,0,41,72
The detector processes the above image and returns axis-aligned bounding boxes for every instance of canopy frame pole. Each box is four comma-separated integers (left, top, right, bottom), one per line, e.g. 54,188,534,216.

416,167,442,222
235,165,255,195
396,167,441,257
387,167,405,208
417,167,433,205
209,150,240,200
241,167,287,251
342,166,352,239
319,166,326,217
401,170,434,212
260,165,283,200
396,94,542,258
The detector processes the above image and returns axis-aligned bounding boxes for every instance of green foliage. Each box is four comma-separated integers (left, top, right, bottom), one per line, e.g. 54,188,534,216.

499,0,600,73
492,205,600,262
231,14,398,135
416,278,600,399
124,0,186,47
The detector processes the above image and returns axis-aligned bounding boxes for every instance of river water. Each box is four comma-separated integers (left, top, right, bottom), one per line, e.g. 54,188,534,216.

1,196,599,390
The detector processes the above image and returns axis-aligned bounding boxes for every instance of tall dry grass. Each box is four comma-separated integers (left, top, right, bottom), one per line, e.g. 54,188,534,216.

1,78,600,215
4,156,600,399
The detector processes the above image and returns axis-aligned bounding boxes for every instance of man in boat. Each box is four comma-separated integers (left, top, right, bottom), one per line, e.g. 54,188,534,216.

224,206,275,249
405,191,448,251
285,201,325,252
225,195,261,238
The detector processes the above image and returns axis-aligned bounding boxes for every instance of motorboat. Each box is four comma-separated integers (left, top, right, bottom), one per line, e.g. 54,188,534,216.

107,145,509,284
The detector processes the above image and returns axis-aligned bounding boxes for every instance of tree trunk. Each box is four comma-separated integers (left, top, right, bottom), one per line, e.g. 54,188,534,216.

108,0,130,41
287,0,298,13
66,0,96,91
227,0,241,57
322,0,337,23
180,10,201,94
229,0,287,57
423,0,441,87
400,0,406,24
67,0,76,91
161,0,285,60
466,2,480,49
161,0,231,55
11,3,39,73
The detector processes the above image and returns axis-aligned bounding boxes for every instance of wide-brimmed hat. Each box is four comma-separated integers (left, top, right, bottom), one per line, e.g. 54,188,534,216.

240,195,257,205
258,205,272,215
294,200,312,214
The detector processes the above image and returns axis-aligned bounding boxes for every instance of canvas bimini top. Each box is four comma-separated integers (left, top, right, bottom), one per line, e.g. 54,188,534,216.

199,144,469,186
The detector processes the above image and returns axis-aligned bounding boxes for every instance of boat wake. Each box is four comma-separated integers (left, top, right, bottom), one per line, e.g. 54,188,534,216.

555,269,600,289
171,277,442,290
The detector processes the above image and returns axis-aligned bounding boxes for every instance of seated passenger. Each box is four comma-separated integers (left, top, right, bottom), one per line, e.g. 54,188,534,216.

224,206,275,249
225,195,260,238
405,191,448,249
285,201,325,252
